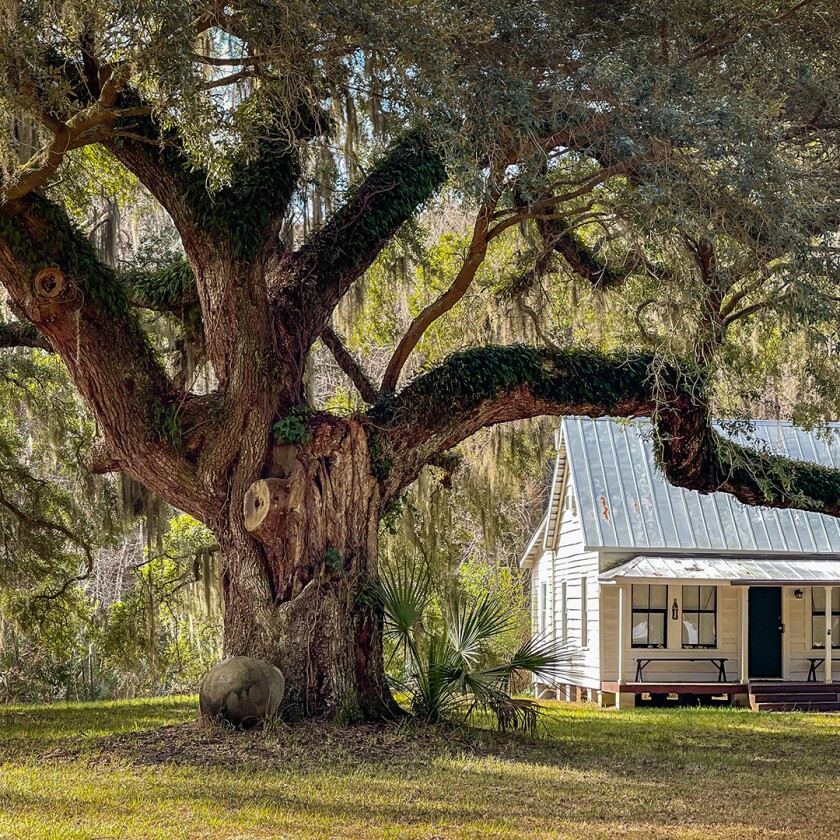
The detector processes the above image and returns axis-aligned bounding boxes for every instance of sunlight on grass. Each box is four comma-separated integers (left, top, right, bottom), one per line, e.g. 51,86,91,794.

0,698,838,838
0,696,197,742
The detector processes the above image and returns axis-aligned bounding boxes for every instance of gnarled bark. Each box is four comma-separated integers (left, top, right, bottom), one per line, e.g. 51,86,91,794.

224,416,398,720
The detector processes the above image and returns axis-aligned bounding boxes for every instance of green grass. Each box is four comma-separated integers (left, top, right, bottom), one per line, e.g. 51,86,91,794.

1,697,839,838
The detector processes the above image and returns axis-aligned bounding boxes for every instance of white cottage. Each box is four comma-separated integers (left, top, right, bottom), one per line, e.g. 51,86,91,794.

522,417,840,711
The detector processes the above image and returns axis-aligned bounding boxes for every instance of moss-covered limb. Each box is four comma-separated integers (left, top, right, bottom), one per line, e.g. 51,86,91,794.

106,87,308,261
107,97,305,385
536,216,626,288
0,320,51,351
372,343,840,519
0,195,211,521
657,399,840,519
0,193,132,316
122,256,196,309
281,131,447,347
367,344,667,495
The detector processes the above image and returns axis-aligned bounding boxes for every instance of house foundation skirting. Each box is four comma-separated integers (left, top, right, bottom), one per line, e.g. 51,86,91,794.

601,681,748,695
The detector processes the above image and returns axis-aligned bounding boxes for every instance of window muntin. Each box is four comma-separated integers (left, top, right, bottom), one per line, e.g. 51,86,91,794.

631,584,668,648
682,585,717,648
811,588,840,649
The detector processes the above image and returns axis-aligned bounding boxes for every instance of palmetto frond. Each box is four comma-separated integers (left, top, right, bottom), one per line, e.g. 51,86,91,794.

447,594,511,667
377,564,431,639
376,563,432,671
378,567,573,732
479,634,576,689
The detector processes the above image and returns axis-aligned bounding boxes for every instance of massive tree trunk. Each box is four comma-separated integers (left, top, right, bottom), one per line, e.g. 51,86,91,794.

220,415,398,722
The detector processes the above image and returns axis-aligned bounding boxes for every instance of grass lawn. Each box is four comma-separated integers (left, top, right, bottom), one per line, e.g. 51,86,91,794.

1,697,839,838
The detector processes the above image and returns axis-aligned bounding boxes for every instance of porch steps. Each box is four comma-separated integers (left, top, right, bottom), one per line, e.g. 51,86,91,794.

749,682,840,712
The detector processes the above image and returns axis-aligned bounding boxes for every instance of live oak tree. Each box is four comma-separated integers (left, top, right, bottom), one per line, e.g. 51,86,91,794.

3,0,840,719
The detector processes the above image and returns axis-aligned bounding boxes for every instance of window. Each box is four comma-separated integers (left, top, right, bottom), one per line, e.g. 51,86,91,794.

811,588,840,649
564,486,577,517
561,580,568,642
631,584,668,648
682,586,717,648
581,576,588,647
540,582,548,633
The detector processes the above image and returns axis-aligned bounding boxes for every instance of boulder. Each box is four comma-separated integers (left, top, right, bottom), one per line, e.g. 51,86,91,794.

199,656,285,727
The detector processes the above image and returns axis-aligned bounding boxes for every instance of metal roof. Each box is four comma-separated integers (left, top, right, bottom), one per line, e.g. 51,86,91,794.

563,417,840,555
600,555,840,585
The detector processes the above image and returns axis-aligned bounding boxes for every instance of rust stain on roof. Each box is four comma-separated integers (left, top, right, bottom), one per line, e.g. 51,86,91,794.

599,495,610,521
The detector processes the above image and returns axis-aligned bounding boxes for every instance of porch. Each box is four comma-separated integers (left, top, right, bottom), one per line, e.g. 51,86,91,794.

599,680,840,710
599,555,840,709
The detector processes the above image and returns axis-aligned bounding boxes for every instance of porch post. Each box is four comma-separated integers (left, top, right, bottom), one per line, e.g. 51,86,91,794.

826,586,833,685
740,587,749,684
617,584,626,686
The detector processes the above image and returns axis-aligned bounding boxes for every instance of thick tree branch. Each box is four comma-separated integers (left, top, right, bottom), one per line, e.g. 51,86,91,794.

320,324,379,405
104,108,302,259
104,105,303,384
280,131,447,349
657,395,840,519
369,345,666,495
0,194,211,520
371,343,840,521
536,215,626,288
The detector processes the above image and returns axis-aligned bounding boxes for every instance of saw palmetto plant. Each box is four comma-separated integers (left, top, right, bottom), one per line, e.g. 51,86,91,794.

377,565,572,734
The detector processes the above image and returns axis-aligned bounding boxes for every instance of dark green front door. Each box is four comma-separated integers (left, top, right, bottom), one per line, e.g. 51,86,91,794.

749,587,783,679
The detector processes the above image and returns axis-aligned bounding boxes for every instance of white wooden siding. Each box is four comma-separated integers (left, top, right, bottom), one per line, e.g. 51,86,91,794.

539,483,602,690
787,587,840,681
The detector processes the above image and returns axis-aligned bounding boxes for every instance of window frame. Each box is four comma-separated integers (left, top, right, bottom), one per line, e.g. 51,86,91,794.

540,581,548,634
630,584,669,649
811,587,840,650
681,585,718,649
581,576,588,648
561,580,568,642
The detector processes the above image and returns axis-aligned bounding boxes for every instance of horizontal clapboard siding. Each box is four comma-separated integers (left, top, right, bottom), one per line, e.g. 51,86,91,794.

536,483,601,690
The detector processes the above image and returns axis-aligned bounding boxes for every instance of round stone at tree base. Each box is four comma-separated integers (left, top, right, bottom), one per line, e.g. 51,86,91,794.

199,656,285,728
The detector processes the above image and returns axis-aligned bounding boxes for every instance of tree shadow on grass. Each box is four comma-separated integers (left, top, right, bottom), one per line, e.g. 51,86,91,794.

4,703,840,838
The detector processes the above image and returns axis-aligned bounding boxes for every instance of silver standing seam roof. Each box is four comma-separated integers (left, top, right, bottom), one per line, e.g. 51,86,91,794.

563,417,840,556
600,555,840,585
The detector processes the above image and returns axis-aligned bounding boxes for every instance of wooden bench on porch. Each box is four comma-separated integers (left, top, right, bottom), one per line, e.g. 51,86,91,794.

806,657,840,682
634,656,729,683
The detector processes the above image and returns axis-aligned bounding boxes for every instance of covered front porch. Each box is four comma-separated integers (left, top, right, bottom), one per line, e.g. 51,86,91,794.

599,556,840,710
